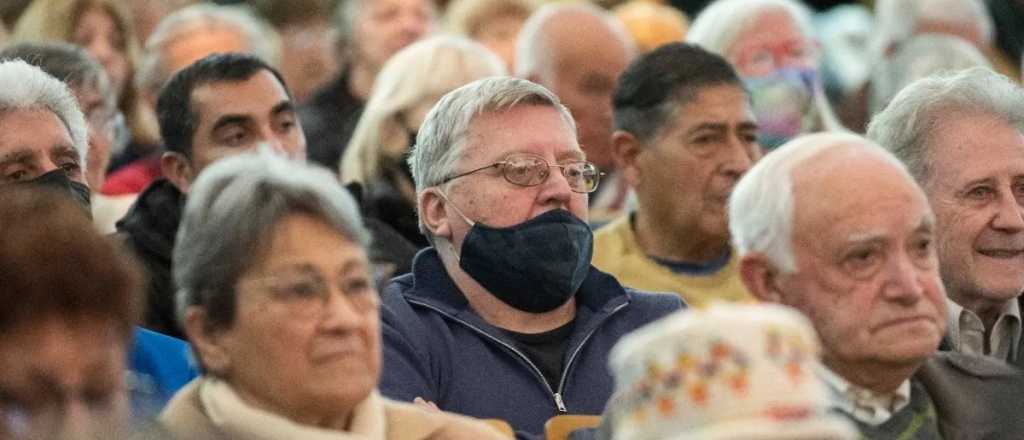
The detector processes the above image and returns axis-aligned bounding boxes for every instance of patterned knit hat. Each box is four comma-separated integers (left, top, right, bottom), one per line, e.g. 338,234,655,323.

606,303,857,440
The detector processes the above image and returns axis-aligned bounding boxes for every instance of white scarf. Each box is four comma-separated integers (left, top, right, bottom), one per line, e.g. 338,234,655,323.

199,377,387,440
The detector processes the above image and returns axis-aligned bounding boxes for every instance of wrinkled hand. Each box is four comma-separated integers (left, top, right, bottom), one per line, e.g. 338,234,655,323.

414,397,440,412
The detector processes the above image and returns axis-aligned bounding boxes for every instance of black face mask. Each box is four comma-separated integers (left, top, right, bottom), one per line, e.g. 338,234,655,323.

24,169,92,216
454,208,594,314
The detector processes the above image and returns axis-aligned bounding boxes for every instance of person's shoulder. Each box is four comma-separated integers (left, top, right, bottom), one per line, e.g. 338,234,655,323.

626,287,688,312
382,398,511,440
926,350,1021,378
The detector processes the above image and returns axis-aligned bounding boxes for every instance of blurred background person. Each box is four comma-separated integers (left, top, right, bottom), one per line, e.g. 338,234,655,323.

165,151,506,439
105,2,280,196
612,0,689,54
515,2,636,224
868,34,991,116
300,0,436,171
12,0,155,177
340,35,506,276
0,186,142,440
813,3,873,127
686,0,845,151
251,0,338,104
835,0,1009,133
127,0,195,45
0,42,134,233
444,0,535,72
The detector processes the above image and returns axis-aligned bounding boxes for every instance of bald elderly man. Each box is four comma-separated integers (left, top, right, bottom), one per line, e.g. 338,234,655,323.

515,3,635,222
730,132,1024,439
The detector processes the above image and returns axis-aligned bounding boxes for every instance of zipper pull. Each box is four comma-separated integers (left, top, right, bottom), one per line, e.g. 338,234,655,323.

554,392,567,413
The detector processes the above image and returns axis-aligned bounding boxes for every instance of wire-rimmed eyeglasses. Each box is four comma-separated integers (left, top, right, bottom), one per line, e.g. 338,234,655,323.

441,152,603,193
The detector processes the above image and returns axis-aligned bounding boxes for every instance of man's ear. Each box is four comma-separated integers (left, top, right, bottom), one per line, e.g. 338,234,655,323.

612,130,645,187
161,152,194,193
419,189,451,240
739,253,785,303
183,306,231,375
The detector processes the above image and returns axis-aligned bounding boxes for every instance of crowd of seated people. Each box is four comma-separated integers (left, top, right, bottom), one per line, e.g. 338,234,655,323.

1,0,1024,439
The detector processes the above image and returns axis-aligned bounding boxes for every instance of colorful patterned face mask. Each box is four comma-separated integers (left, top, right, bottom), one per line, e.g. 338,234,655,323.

744,67,819,151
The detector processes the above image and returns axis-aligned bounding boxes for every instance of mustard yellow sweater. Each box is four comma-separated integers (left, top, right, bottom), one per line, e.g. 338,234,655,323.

592,216,753,307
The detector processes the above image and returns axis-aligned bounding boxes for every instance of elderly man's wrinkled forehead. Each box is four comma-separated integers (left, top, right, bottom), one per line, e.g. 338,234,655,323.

788,140,932,231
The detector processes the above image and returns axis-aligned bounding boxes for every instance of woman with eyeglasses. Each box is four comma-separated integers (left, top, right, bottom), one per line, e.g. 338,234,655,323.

161,151,508,439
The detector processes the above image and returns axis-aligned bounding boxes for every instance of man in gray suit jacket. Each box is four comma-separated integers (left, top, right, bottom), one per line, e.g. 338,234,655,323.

868,68,1024,366
729,132,1024,439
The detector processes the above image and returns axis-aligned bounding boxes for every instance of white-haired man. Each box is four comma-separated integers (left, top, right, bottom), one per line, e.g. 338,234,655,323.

105,3,282,194
515,3,635,222
378,77,682,439
0,58,197,421
731,132,1024,439
868,67,1024,367
300,0,435,170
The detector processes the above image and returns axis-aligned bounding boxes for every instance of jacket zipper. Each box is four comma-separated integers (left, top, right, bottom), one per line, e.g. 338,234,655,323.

407,299,628,414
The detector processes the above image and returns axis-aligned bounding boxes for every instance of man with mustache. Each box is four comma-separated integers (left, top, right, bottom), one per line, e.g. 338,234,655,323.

868,68,1024,365
730,131,1024,438
593,43,759,307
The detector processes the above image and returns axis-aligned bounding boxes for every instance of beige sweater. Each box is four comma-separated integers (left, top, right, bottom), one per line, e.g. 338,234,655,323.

159,379,510,440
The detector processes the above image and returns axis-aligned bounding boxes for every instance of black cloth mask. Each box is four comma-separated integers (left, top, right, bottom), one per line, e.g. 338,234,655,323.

456,208,594,313
24,169,92,215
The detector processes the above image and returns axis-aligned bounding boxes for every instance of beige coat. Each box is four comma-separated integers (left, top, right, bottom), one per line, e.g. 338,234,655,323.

158,380,510,440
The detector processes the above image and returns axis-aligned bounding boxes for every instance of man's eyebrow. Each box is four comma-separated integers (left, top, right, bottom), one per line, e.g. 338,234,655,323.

0,149,34,165
50,144,79,161
271,101,295,116
211,114,252,132
687,122,729,133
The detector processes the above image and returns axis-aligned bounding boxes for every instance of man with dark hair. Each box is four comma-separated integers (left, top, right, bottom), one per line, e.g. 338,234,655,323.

593,43,760,307
0,186,142,439
118,52,306,338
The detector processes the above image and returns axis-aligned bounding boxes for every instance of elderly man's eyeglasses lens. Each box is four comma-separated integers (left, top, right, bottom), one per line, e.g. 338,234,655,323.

245,273,378,319
442,153,603,193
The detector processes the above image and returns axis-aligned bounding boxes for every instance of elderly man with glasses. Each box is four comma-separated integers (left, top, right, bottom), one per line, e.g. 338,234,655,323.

377,76,683,439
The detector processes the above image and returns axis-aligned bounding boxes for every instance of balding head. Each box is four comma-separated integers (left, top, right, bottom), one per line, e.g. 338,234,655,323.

514,3,634,169
732,133,945,392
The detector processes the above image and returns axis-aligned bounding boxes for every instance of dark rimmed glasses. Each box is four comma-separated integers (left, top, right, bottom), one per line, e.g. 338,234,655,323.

441,153,603,193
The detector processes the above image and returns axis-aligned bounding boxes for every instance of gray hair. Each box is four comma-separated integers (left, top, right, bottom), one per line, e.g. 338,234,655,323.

872,0,993,60
869,34,991,116
174,150,369,331
686,0,844,133
513,2,634,81
137,3,282,95
409,76,575,232
866,67,1024,185
0,59,88,167
729,132,908,273
341,35,506,182
686,0,814,58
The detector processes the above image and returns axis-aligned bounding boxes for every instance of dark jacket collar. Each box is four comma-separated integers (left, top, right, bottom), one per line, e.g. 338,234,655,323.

116,178,185,263
398,247,633,336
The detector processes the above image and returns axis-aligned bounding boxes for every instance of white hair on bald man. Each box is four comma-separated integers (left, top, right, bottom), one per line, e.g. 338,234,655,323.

0,59,88,167
728,132,911,273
